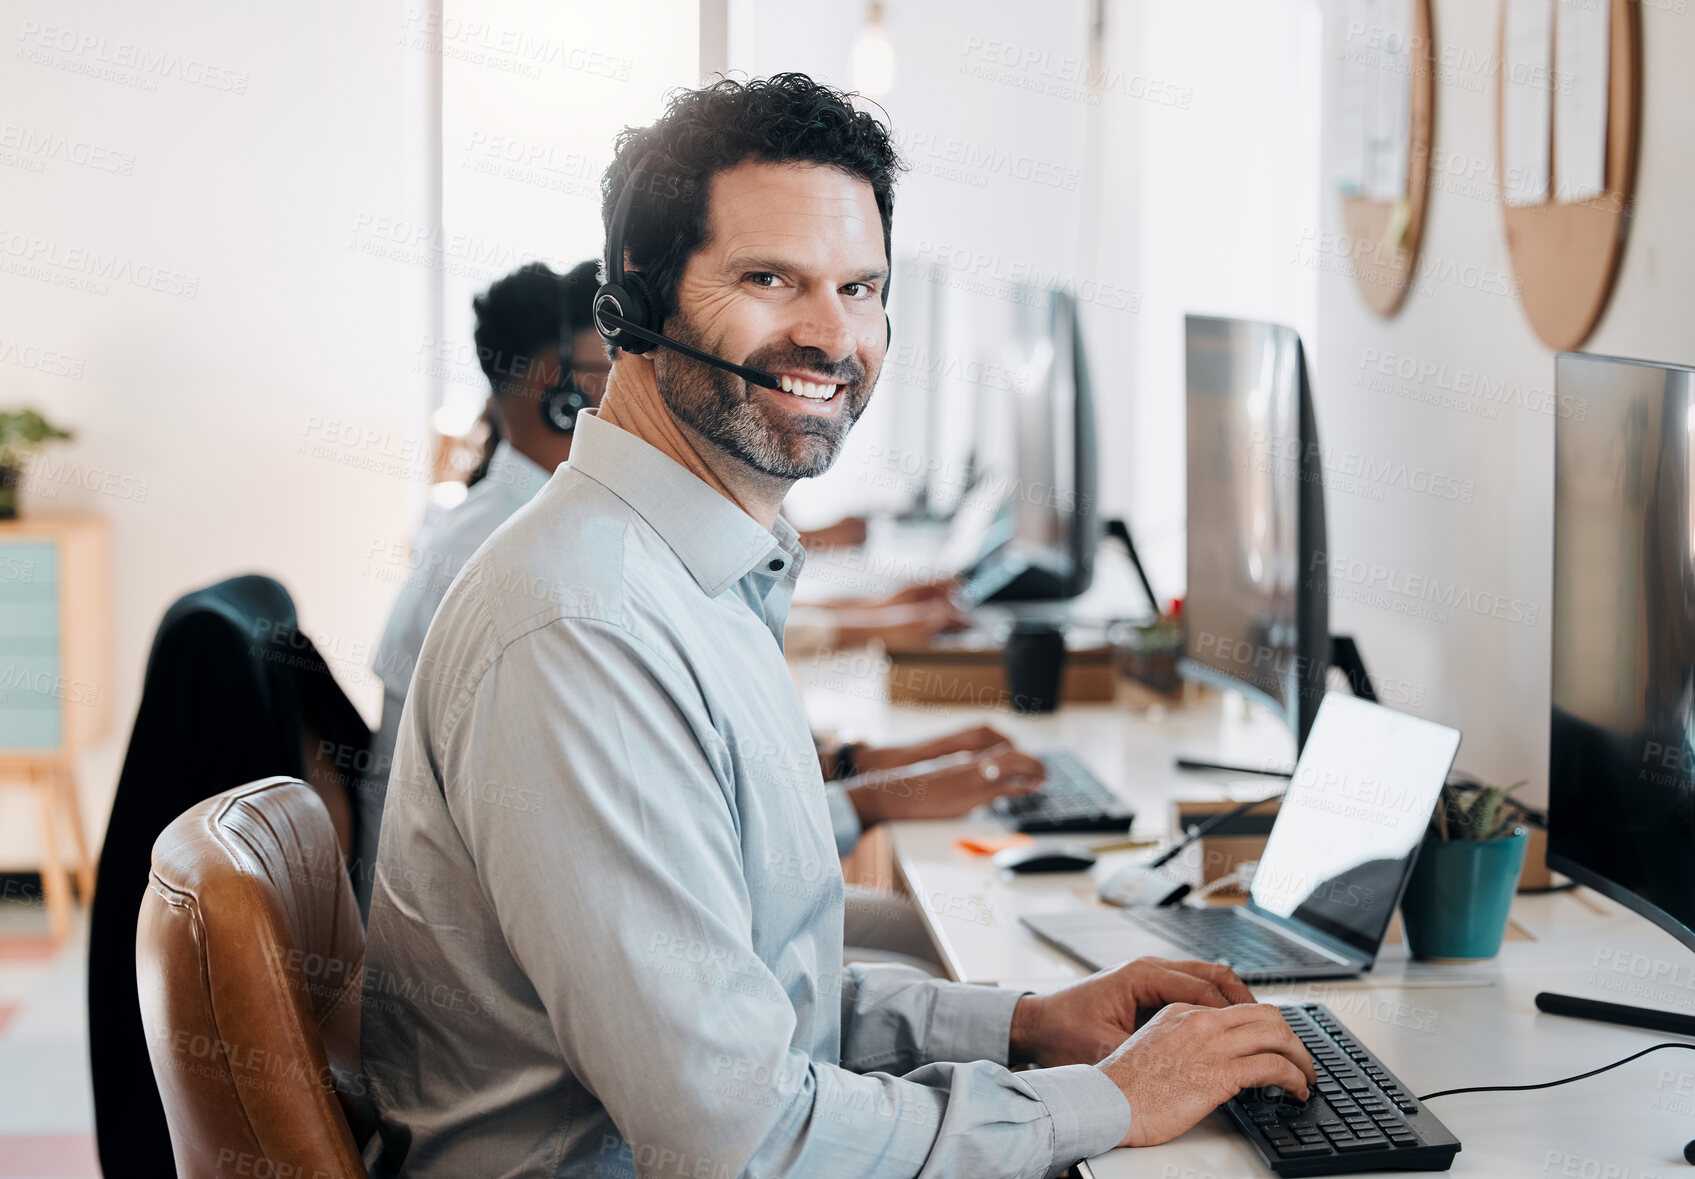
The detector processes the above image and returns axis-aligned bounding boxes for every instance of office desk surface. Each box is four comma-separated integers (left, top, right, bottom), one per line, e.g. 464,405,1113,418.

799,679,1695,1177
897,817,1695,1177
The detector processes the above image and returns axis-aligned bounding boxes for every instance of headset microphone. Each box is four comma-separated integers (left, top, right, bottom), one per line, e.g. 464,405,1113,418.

593,150,891,392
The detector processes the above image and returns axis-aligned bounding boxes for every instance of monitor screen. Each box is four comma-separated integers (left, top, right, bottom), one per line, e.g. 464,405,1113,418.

941,283,1097,601
1182,315,1329,744
1252,694,1460,957
1550,352,1695,953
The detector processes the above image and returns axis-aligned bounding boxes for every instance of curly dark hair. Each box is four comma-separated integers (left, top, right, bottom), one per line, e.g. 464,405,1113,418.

600,72,904,326
472,259,601,395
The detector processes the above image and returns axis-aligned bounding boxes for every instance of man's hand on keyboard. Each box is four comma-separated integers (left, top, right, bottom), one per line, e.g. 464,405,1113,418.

1008,957,1256,1068
1097,1002,1316,1148
846,744,1044,826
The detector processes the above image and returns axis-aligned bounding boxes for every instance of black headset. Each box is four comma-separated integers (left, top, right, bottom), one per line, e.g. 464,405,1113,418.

538,299,593,435
592,150,891,386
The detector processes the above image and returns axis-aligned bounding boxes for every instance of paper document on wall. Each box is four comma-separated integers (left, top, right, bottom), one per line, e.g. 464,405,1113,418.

1503,0,1553,206
1336,0,1369,195
1554,0,1610,202
1365,0,1410,201
1336,0,1411,201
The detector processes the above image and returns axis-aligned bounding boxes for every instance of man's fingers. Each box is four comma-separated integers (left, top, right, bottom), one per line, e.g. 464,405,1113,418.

1163,959,1256,1006
1143,963,1231,1009
1231,1053,1312,1102
1218,1011,1316,1086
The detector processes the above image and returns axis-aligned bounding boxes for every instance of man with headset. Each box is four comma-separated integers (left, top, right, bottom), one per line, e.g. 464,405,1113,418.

355,263,1045,944
363,74,1312,1177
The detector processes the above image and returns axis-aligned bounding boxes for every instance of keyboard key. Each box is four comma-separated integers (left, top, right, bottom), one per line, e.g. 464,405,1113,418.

1274,1143,1333,1158
1336,1136,1389,1153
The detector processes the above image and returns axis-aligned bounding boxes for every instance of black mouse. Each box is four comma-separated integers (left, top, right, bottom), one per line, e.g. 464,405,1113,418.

992,844,1099,874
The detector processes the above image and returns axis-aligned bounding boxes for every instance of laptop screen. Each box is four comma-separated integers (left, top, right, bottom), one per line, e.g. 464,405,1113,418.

1250,694,1462,958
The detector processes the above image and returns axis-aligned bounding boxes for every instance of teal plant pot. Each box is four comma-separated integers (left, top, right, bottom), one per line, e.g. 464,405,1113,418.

1399,830,1528,962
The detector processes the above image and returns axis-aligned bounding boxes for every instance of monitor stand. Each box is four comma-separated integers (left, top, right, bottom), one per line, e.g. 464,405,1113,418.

1176,634,1376,778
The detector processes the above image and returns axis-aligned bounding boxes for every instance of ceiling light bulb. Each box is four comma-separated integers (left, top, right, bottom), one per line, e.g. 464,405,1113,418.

852,2,896,98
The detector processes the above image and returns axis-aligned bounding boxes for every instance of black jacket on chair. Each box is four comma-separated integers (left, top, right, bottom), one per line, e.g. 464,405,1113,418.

87,575,370,1178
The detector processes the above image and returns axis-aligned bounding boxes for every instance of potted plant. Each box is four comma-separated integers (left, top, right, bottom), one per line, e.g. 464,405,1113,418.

0,410,73,520
1399,779,1532,962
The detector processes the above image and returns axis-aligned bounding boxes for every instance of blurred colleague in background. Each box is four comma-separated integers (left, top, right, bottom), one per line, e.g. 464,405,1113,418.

354,258,606,911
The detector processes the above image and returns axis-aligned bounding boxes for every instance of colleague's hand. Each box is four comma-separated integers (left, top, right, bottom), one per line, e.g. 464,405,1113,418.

873,578,960,608
798,515,870,549
1097,1003,1316,1147
855,724,1012,774
1008,958,1257,1068
831,600,972,650
847,744,1044,826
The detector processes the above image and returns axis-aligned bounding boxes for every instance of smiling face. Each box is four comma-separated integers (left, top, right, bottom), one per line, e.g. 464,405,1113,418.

651,159,889,482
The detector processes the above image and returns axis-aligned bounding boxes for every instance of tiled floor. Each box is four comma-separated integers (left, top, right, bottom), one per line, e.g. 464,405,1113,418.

0,897,98,1179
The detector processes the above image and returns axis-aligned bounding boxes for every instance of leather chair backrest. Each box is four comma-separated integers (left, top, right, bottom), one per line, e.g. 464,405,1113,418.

137,777,375,1179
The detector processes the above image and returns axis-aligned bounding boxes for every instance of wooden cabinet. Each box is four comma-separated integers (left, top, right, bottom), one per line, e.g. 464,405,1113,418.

0,514,110,939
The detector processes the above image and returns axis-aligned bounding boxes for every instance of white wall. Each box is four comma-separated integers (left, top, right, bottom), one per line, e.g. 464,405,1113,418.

1307,0,1695,802
1092,0,1325,603
0,0,436,864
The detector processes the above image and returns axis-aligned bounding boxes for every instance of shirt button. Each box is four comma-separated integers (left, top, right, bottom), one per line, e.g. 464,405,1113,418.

768,559,784,572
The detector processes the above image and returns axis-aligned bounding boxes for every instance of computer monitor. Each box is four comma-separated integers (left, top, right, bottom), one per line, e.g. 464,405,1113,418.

958,286,1099,604
1549,350,1695,955
1180,315,1330,748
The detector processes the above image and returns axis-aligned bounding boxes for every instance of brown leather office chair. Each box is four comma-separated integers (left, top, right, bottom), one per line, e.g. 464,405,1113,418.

137,777,376,1179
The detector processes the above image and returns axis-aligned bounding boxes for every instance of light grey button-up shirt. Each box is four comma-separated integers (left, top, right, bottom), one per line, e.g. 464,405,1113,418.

358,441,554,910
361,410,1131,1178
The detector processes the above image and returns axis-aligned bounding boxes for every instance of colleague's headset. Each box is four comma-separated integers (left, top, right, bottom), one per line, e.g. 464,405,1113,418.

592,150,892,387
538,298,595,435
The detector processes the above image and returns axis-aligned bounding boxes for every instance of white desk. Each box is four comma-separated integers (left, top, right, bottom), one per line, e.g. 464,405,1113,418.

796,673,1695,1177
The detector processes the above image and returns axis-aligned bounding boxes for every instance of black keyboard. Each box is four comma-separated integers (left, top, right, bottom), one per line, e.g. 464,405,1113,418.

1225,1003,1460,1176
1123,906,1341,976
991,753,1135,834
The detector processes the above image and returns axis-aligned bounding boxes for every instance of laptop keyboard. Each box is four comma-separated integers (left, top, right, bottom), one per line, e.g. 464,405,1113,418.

1123,905,1340,975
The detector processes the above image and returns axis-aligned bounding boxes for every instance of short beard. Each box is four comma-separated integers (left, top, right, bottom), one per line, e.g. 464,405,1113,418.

652,313,873,481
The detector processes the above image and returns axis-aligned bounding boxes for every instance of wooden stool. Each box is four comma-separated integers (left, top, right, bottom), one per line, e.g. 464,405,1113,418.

5,757,96,939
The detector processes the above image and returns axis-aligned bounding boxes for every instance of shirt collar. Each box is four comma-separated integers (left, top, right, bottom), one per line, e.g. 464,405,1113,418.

566,411,803,597
484,440,552,503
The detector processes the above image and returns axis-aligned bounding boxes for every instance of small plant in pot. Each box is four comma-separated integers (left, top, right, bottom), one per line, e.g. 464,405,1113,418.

1399,779,1533,962
0,410,73,520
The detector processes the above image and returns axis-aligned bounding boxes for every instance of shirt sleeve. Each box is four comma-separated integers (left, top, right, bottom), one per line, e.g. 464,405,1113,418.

443,618,1130,1179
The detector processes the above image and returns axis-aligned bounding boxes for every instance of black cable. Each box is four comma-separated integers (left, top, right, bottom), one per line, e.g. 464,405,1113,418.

1150,790,1285,869
1418,1041,1695,1102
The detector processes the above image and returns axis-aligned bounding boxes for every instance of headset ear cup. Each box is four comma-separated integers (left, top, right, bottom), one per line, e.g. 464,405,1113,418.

541,382,591,435
593,278,658,355
885,314,892,350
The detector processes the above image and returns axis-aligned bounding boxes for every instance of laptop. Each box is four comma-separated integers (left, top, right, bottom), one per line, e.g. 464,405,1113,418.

1021,694,1461,982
